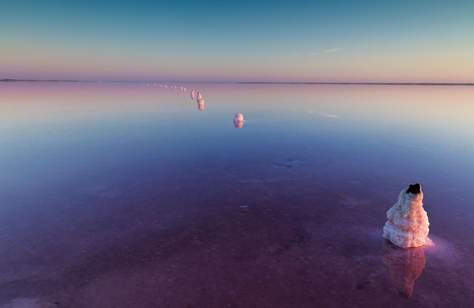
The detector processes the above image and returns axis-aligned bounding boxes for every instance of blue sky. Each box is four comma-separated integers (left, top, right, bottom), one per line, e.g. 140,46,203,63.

1,0,473,81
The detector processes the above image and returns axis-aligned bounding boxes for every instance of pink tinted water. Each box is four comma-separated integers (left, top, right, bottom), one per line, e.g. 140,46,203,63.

0,83,473,307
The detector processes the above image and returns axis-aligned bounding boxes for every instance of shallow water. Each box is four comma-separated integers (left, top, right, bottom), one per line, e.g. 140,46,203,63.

0,83,473,307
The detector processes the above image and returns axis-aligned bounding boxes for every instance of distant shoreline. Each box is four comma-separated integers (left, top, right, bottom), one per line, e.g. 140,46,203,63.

0,79,82,83
1,79,473,86
236,81,474,86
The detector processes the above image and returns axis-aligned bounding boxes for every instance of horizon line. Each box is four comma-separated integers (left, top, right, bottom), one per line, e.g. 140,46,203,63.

1,78,473,86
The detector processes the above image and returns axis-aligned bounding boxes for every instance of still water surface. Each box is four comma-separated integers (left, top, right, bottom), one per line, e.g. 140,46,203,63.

0,83,473,307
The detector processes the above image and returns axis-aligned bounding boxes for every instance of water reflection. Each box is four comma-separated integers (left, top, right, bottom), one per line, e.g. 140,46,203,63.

383,241,426,298
197,98,206,111
0,83,473,307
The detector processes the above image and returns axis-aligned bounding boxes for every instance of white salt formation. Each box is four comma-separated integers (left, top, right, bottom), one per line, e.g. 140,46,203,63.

383,184,431,248
191,89,196,100
233,113,245,128
196,91,203,100
234,112,244,122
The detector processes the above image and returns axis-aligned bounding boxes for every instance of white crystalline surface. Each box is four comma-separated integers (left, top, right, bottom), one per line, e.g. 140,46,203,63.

383,188,431,248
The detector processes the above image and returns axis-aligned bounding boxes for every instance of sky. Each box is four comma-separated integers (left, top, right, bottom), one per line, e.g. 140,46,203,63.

1,0,473,82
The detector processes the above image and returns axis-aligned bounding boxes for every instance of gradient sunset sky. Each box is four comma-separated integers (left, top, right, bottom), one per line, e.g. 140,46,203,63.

1,0,473,82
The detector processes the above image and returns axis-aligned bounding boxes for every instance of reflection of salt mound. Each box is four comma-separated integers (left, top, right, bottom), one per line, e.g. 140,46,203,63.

197,98,205,111
383,242,426,298
383,184,431,248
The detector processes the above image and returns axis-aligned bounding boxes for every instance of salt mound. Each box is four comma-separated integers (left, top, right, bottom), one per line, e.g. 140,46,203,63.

234,112,244,122
383,184,431,248
196,91,204,101
233,113,245,128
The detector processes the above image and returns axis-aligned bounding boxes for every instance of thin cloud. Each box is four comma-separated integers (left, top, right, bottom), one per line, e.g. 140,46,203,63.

319,112,341,119
323,47,342,53
309,47,343,56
